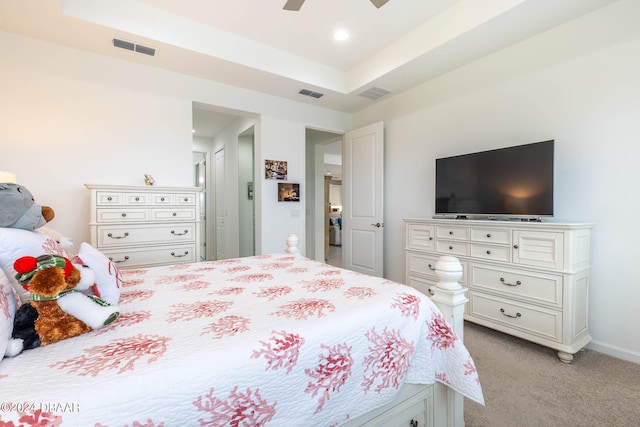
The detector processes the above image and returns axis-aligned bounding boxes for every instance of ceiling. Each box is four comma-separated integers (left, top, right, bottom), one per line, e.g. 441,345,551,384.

0,0,619,116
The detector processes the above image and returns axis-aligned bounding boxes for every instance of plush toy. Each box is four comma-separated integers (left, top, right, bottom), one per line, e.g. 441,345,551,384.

4,254,120,357
0,183,55,230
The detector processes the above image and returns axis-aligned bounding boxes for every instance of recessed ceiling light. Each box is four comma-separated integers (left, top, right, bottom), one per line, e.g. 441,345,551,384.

334,29,349,41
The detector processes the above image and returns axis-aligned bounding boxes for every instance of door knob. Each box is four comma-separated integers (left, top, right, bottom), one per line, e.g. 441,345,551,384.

371,222,382,228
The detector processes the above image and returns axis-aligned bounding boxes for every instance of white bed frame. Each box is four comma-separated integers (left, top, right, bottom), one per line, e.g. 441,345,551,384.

285,235,468,427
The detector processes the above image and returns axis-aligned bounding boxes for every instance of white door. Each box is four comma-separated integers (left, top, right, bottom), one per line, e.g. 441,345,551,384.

215,148,225,260
342,121,384,276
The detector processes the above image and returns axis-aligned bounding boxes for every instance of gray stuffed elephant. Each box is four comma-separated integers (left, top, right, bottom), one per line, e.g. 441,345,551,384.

0,183,54,230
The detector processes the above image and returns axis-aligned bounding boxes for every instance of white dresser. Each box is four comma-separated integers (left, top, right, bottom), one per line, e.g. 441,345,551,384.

85,184,203,269
405,218,593,362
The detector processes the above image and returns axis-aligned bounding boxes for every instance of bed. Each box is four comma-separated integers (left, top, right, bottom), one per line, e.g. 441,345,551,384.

0,232,483,426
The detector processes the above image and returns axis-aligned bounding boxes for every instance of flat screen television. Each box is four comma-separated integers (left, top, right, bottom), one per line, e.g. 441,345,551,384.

435,140,554,219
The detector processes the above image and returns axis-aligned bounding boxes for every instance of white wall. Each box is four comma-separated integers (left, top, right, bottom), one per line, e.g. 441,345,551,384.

0,31,351,257
354,0,640,363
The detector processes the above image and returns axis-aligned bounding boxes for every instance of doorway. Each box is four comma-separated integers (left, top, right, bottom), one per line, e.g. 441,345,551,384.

305,129,343,265
192,102,257,260
193,151,207,261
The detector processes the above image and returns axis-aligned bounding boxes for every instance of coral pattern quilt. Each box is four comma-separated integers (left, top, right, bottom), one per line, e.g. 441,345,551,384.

0,254,483,426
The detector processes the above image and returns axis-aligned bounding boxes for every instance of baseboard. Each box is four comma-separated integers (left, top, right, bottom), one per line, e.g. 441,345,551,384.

587,340,640,364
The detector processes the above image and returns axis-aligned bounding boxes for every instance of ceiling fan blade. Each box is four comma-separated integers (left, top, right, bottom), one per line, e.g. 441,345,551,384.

283,0,305,11
370,0,390,8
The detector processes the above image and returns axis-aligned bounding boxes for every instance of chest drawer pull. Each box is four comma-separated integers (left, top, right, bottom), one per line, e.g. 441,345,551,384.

171,229,189,236
108,255,129,264
107,232,129,239
500,277,522,287
500,308,521,319
410,420,419,427
427,263,436,271
171,250,189,257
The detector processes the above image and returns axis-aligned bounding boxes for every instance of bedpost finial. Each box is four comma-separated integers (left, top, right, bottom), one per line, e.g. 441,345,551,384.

285,234,300,254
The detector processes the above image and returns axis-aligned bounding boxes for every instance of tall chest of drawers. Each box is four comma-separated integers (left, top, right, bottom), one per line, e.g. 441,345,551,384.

405,218,593,362
86,184,203,269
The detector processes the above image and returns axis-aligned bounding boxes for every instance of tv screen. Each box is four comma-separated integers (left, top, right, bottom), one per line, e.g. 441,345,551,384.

435,140,554,218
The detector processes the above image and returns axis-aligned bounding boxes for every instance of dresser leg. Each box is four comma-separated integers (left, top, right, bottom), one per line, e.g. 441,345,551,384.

557,350,574,363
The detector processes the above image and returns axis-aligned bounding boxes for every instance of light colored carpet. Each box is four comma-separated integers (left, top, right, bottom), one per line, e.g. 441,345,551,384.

463,322,640,427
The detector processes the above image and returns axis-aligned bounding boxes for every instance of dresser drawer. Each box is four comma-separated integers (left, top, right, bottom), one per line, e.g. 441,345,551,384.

151,193,174,205
470,243,510,262
470,293,562,342
96,208,148,222
151,208,196,221
406,223,435,251
97,223,196,247
407,275,436,297
470,227,510,244
470,264,562,307
124,193,148,205
406,252,440,281
436,225,469,241
436,240,470,257
96,191,123,205
102,245,196,268
175,193,197,205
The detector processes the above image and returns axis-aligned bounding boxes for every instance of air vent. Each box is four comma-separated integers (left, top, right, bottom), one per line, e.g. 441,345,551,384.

113,38,134,51
113,38,156,57
135,44,156,56
358,86,391,100
298,89,324,99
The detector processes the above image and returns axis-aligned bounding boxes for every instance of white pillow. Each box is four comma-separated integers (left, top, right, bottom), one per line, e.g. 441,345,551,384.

0,228,69,304
72,242,122,305
0,267,17,360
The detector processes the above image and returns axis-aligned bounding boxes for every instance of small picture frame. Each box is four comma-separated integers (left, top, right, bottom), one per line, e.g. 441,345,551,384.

278,183,300,202
265,160,288,180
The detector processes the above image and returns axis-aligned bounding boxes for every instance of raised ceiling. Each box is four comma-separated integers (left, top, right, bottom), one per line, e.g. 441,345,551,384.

0,0,618,113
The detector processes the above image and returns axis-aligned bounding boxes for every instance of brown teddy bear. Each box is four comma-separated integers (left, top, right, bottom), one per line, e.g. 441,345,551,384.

4,254,120,357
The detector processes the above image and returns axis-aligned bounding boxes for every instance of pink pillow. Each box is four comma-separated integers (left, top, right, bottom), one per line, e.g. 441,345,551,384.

72,242,122,305
0,228,68,304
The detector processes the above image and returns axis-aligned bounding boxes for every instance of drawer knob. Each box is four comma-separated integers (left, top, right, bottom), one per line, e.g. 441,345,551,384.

184,197,188,202
135,197,140,201
449,231,453,235
172,212,177,216
161,197,166,201
449,246,453,250
107,196,112,201
171,229,189,236
429,237,433,241
486,250,491,255
513,244,519,249
410,420,419,427
121,213,127,217
500,308,522,319
486,233,491,238
107,232,129,239
109,255,129,264
171,250,189,257
427,263,436,271
427,288,434,296
500,277,522,287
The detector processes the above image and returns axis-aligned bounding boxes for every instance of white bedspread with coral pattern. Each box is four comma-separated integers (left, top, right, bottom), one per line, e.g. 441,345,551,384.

0,254,483,426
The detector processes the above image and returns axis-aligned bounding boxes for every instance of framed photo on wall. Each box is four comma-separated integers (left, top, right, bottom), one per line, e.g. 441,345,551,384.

278,183,300,202
265,159,288,180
